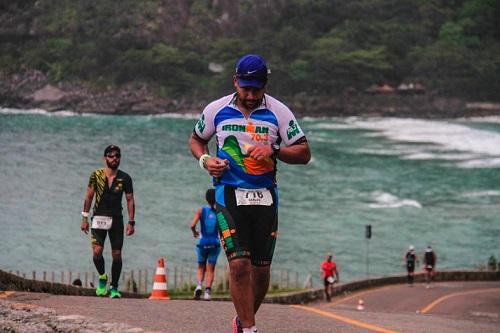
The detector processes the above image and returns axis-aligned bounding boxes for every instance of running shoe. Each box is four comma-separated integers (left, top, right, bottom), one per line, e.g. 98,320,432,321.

203,288,211,301
232,315,243,333
194,285,202,300
109,287,122,298
95,273,108,296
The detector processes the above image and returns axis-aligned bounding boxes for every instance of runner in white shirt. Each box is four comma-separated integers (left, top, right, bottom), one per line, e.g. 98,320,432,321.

189,54,311,333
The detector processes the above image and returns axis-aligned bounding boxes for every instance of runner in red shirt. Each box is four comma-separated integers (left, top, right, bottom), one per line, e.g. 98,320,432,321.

320,253,340,302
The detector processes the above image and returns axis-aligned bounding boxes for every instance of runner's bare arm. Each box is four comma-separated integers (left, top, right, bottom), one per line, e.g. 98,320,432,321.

189,132,228,177
125,192,135,236
278,139,311,164
188,132,209,160
81,186,94,234
83,186,94,213
126,192,135,221
189,208,202,238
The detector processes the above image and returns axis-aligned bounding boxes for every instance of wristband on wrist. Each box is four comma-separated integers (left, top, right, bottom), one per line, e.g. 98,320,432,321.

199,154,210,169
271,143,280,158
128,221,135,226
81,211,89,218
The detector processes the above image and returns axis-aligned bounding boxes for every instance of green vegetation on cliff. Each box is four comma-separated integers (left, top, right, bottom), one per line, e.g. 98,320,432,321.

1,0,499,100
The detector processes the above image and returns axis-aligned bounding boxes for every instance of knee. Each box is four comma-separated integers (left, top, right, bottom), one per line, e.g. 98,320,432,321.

111,250,122,260
253,265,270,282
230,259,252,280
92,247,104,258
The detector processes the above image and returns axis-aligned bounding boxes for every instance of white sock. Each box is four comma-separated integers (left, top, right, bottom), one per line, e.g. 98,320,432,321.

242,326,258,333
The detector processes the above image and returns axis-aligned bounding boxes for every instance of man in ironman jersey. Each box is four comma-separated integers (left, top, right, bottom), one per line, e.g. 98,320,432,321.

189,54,311,333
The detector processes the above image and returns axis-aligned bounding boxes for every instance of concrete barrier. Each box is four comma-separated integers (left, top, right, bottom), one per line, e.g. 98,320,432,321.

0,269,143,298
1,269,498,303
264,270,500,304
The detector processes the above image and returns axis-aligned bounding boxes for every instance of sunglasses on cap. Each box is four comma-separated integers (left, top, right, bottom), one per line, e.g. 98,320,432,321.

106,153,121,159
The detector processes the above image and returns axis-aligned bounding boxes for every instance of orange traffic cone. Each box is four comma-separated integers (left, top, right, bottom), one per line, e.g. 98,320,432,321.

357,299,364,311
149,257,170,300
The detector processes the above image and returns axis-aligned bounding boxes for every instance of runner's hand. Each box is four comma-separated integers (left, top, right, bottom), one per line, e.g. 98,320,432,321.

204,157,229,177
192,230,200,238
247,145,273,161
80,218,89,234
126,223,135,236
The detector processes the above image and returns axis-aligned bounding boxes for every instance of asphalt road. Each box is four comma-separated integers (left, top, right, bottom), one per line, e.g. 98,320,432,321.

3,281,499,332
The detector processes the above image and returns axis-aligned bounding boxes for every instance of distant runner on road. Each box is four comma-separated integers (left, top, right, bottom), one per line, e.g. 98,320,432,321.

423,245,437,288
321,253,340,302
189,54,311,333
403,245,419,286
80,145,135,299
190,189,221,301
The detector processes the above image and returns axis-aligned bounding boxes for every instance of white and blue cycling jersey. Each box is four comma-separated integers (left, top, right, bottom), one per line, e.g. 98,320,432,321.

194,93,305,189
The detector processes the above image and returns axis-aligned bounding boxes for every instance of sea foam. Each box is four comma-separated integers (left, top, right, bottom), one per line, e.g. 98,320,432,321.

346,118,500,168
369,191,422,209
462,190,500,198
0,107,81,117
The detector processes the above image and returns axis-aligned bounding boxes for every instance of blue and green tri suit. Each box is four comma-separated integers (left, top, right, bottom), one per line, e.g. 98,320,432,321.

194,93,306,266
196,205,221,264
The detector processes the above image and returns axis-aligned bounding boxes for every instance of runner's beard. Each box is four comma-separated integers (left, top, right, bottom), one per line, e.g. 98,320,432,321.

106,160,119,170
240,97,262,111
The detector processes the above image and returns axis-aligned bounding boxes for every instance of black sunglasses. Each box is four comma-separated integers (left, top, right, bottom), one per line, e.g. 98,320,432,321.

106,153,121,159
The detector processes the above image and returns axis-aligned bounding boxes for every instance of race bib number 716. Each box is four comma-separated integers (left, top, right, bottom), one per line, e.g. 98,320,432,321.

235,188,273,206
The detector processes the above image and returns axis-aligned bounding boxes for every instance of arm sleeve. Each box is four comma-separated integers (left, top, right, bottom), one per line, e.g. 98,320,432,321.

193,104,217,141
124,175,133,194
87,171,96,188
276,105,306,146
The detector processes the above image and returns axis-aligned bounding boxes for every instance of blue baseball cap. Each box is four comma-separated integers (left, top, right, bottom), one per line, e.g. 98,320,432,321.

235,54,269,89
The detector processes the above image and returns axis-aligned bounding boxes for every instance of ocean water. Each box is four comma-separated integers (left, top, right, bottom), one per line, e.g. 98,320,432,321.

1,108,499,282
